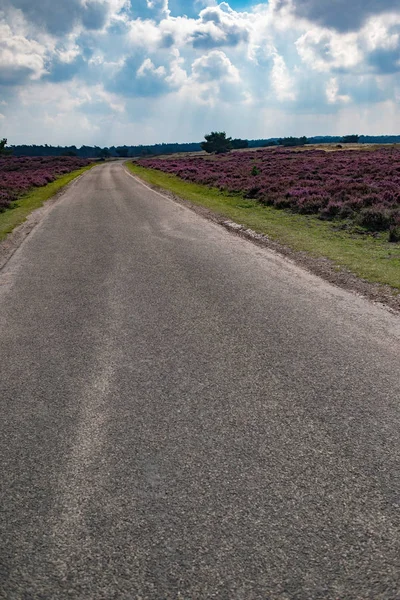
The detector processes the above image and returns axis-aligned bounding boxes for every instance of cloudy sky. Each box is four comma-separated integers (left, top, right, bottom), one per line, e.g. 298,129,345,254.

1,0,400,146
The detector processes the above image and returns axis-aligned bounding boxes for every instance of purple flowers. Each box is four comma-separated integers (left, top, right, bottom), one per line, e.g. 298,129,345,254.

0,156,90,211
139,148,400,232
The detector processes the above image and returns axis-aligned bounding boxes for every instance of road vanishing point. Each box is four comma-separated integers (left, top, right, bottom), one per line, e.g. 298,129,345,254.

0,162,399,599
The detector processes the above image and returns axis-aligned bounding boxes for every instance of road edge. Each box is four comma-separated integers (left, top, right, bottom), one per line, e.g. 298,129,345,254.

0,166,97,273
124,164,400,315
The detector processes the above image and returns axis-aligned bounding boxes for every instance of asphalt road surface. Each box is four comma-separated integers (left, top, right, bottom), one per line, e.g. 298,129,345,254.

1,162,399,599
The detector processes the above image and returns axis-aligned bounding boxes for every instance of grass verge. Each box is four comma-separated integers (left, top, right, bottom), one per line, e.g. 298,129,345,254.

0,164,95,242
128,163,400,291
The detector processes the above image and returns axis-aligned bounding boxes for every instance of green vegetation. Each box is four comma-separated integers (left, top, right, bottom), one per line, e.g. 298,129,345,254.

342,134,360,144
277,136,308,147
0,164,95,242
0,138,12,156
201,131,233,154
127,162,400,290
200,132,249,154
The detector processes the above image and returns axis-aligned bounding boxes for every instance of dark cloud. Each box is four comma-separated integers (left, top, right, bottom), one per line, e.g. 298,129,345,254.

341,75,389,103
161,33,175,48
108,54,170,97
279,0,400,31
82,2,108,30
126,0,198,19
127,0,168,21
44,55,87,83
0,66,33,86
106,18,131,36
167,0,198,18
9,0,81,35
0,85,14,103
367,48,400,74
7,0,108,34
191,28,248,49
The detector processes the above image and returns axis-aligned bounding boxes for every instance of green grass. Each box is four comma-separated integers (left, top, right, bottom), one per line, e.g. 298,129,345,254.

0,164,95,242
128,163,400,290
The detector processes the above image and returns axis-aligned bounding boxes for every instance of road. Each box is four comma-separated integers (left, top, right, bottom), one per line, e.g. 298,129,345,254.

0,162,399,599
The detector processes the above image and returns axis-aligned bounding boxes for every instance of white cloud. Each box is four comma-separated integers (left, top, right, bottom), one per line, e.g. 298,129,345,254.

1,0,400,144
271,53,295,101
0,22,49,83
295,12,400,75
189,3,250,48
126,18,162,50
137,57,166,78
191,49,240,82
165,48,188,86
326,77,351,104
295,29,362,72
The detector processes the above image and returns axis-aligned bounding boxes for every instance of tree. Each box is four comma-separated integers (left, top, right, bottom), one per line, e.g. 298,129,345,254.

231,138,248,150
116,147,129,158
277,136,308,147
201,131,232,154
99,147,111,159
0,138,12,156
341,134,359,144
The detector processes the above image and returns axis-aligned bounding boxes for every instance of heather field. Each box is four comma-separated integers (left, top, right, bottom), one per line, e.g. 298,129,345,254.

0,156,91,211
139,148,400,238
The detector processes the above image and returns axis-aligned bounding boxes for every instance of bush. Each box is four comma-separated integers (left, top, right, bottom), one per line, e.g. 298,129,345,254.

245,185,262,198
357,206,393,231
389,226,400,243
388,214,400,242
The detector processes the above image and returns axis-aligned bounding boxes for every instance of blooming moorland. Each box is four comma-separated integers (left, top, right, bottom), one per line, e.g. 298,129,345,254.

139,148,400,236
0,156,91,211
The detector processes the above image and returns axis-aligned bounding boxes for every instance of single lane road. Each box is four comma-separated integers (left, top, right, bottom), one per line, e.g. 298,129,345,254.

0,162,399,599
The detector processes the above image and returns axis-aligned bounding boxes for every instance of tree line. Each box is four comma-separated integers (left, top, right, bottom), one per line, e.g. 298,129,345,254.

199,133,365,153
5,142,202,158
2,134,400,159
